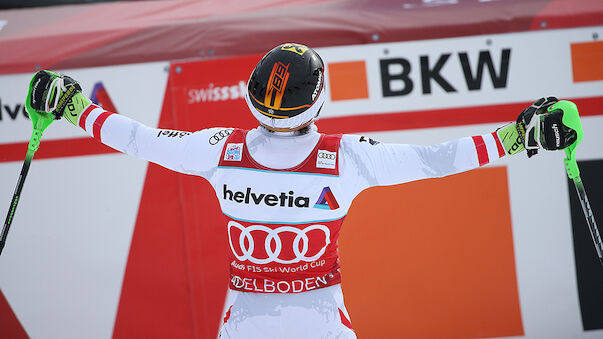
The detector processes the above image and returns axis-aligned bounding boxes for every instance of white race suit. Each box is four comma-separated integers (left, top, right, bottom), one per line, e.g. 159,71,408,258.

76,104,507,338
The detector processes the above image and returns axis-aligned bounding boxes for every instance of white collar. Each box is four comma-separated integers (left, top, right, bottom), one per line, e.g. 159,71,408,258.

257,124,319,138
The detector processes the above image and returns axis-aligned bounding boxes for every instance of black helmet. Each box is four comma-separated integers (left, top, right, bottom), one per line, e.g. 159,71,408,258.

245,43,325,130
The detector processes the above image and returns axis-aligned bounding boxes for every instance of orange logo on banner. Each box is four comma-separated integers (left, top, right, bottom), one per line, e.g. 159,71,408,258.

281,43,308,56
328,61,369,101
571,41,603,82
340,167,523,338
264,62,290,110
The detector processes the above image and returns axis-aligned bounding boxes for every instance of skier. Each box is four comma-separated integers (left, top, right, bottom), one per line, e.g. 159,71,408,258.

27,43,576,338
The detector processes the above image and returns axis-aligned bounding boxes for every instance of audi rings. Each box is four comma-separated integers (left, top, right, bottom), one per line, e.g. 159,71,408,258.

227,221,331,264
317,152,336,160
208,129,232,145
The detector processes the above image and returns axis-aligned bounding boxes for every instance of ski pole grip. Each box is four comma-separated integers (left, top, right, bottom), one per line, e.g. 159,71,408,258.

548,100,583,179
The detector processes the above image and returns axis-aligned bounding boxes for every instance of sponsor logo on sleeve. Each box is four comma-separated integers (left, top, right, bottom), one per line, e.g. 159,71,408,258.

224,143,243,161
359,136,380,145
157,130,192,138
316,150,336,169
208,128,232,145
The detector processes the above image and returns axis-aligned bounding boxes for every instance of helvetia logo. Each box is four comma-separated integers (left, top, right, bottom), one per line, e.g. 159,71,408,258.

314,187,339,210
223,185,310,208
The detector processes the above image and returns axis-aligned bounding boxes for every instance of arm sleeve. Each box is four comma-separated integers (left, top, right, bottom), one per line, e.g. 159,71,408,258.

77,105,229,179
340,132,506,191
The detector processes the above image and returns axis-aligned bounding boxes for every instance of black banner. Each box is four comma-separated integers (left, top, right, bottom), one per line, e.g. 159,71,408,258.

567,159,603,331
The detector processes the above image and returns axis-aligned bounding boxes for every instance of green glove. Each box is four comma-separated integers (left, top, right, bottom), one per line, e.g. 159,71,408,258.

28,70,92,125
495,122,525,156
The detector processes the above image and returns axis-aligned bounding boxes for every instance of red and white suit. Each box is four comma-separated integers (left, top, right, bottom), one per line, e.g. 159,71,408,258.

77,104,506,338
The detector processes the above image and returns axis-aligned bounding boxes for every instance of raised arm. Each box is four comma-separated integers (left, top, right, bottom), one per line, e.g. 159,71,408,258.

28,70,227,178
340,97,566,192
340,131,510,190
81,108,230,176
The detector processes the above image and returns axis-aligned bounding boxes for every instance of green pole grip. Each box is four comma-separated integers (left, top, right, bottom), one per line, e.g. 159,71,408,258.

25,71,56,150
548,100,583,179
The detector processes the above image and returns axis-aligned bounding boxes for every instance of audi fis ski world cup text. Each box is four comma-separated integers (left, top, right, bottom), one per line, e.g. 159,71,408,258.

231,259,327,273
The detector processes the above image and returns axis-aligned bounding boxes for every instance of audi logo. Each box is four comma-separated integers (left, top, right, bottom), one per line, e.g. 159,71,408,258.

228,221,330,264
208,129,232,145
317,153,336,160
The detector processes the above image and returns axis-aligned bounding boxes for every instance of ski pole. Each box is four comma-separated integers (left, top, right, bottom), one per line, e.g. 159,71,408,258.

0,76,55,256
553,100,603,265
